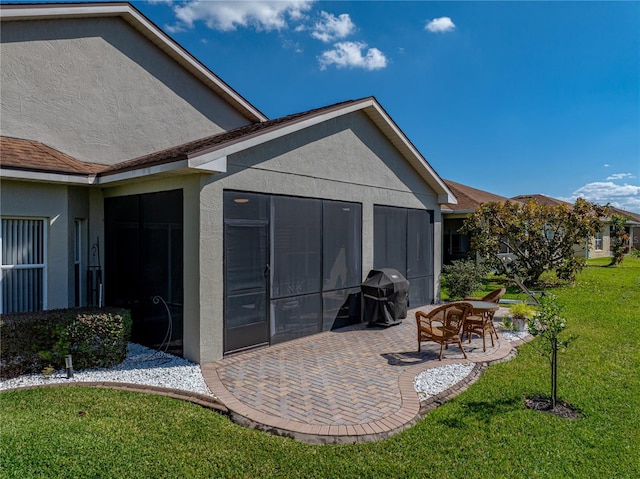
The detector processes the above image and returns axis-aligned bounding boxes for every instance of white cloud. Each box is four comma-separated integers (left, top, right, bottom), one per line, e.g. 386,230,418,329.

170,0,314,32
311,11,356,42
606,173,635,181
318,41,387,71
425,17,456,33
566,181,640,212
603,163,611,167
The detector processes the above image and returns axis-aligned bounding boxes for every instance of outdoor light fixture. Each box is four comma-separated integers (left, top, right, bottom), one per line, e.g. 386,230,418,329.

234,198,250,204
65,354,74,379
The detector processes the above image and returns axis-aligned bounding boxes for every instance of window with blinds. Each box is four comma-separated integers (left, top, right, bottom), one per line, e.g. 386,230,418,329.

0,218,47,313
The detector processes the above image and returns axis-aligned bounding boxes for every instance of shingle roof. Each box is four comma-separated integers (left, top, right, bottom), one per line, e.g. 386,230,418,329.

513,194,640,222
0,136,106,175
443,179,512,212
511,194,571,208
610,207,640,223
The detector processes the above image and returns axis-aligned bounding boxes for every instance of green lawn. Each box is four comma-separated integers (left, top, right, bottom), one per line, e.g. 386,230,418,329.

2,259,639,478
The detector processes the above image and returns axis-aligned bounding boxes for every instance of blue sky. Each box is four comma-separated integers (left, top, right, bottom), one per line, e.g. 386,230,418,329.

14,1,640,212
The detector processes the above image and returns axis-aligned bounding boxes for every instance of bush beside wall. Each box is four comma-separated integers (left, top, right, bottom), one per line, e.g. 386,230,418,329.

0,308,131,379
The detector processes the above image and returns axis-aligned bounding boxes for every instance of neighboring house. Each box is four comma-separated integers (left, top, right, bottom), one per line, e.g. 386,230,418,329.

441,180,513,264
512,194,640,259
442,183,640,264
0,3,456,363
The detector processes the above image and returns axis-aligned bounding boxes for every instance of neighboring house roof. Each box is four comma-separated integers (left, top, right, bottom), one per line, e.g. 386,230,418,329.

608,207,640,224
513,194,640,224
511,194,571,208
0,2,267,124
0,97,456,203
442,179,512,214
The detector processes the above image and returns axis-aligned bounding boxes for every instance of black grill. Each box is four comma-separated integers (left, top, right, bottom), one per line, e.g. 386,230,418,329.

361,268,409,326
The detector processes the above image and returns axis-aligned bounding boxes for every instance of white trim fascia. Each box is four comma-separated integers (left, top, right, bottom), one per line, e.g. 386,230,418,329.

96,159,191,184
0,168,97,185
187,153,227,172
0,3,267,123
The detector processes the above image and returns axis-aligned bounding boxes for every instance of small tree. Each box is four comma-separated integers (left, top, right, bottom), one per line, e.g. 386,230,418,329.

462,198,608,285
527,294,572,408
442,259,488,300
609,213,630,266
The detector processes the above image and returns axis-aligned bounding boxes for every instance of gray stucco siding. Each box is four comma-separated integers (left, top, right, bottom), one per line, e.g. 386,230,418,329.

226,111,436,207
195,111,442,361
0,17,252,164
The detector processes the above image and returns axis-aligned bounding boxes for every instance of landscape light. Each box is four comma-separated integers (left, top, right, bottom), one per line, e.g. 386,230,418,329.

65,354,74,379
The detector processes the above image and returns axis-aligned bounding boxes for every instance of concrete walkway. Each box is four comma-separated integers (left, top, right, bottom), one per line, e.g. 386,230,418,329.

201,306,524,444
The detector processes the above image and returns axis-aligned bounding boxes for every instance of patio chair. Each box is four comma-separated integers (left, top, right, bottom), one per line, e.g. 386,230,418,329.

464,288,506,347
464,288,506,304
463,309,497,352
416,302,473,360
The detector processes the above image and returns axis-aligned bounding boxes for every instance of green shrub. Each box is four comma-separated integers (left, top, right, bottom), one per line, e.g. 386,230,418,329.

508,302,535,319
0,308,131,379
442,259,489,300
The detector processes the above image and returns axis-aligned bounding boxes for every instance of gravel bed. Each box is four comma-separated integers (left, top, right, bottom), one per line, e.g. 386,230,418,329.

500,330,529,341
0,343,213,397
414,363,475,401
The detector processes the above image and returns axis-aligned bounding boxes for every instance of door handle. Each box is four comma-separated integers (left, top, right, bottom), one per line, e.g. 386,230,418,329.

264,264,271,278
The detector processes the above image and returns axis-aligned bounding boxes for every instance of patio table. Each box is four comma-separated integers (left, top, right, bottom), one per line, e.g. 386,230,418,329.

465,300,500,315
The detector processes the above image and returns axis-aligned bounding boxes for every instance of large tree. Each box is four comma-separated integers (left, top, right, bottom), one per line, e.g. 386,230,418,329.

461,198,608,284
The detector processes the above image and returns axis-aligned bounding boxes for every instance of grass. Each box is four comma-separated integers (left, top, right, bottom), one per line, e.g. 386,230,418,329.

2,258,639,478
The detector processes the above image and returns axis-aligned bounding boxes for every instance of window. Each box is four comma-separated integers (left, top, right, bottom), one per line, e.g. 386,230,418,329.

595,231,603,251
1,218,47,313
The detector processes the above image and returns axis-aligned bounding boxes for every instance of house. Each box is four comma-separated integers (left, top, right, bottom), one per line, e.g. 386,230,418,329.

0,3,456,363
441,182,640,265
441,179,513,264
512,194,640,259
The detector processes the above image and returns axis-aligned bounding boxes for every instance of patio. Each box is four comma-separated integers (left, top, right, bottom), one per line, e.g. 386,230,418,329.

201,305,523,444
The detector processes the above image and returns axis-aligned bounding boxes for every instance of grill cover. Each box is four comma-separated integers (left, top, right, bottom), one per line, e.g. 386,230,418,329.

361,268,409,326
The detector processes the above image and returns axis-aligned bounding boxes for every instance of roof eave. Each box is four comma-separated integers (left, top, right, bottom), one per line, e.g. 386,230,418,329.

0,167,97,185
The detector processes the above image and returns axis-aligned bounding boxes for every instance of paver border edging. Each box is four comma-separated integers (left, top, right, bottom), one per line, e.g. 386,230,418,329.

0,381,229,414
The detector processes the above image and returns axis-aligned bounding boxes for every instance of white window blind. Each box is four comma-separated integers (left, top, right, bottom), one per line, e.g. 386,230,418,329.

0,218,47,313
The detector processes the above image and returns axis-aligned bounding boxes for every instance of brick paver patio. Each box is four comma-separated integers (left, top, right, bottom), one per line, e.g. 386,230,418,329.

201,305,521,444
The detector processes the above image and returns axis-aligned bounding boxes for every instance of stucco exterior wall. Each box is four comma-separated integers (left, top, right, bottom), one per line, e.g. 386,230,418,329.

0,180,72,310
197,111,442,362
66,186,91,306
0,17,252,164
585,225,612,259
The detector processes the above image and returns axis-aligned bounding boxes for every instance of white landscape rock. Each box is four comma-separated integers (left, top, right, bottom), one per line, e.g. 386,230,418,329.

413,363,476,401
0,343,213,397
